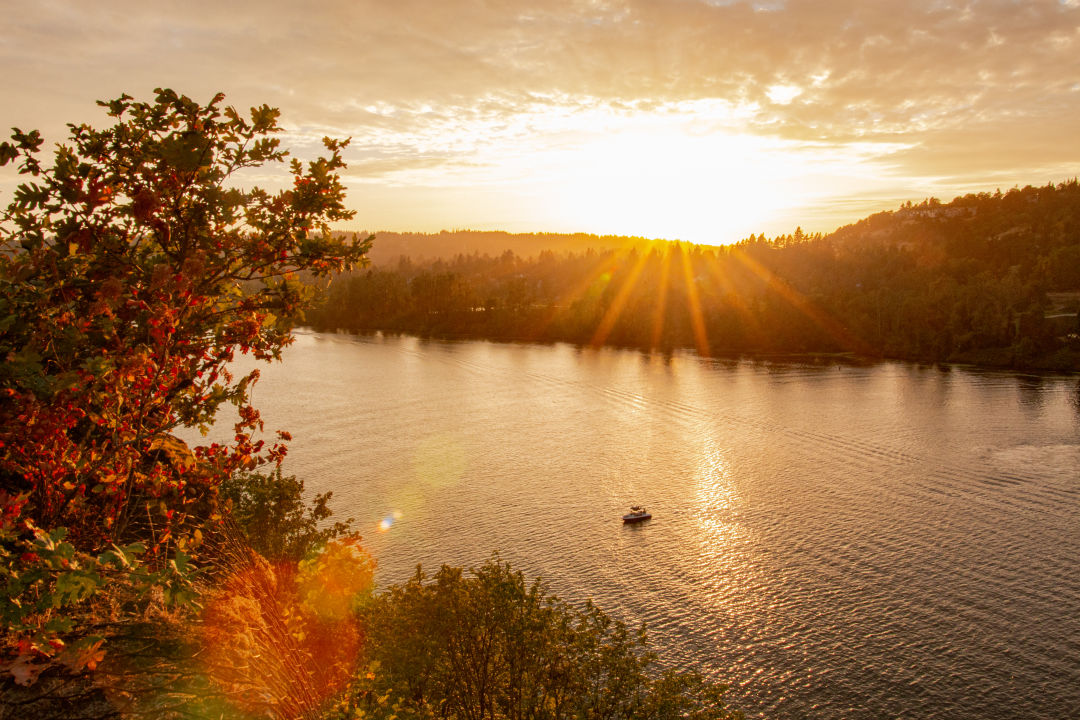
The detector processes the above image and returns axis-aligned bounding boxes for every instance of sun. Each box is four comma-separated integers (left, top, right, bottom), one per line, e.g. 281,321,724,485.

541,126,822,244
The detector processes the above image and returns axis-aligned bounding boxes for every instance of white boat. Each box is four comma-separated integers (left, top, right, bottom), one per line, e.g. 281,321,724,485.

622,506,652,523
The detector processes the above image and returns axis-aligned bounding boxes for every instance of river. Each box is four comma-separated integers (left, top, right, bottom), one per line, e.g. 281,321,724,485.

218,330,1080,719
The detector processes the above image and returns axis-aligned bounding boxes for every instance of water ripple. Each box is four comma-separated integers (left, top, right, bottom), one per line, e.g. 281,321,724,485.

208,333,1080,720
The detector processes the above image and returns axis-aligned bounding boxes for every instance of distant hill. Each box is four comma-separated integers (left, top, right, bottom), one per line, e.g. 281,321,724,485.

825,182,1080,288
819,180,1080,316
362,230,667,265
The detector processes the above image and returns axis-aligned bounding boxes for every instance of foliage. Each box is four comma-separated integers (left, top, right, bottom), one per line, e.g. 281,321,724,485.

221,466,355,563
0,525,152,685
0,89,369,682
199,538,376,720
331,558,742,720
307,180,1080,369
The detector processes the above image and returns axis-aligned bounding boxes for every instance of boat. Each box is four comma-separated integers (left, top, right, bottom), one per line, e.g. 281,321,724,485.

622,506,652,523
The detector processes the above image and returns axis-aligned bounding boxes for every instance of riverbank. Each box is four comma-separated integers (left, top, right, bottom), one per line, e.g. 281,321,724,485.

306,323,1080,373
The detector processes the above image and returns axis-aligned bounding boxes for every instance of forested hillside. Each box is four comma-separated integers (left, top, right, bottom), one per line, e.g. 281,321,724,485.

308,181,1080,369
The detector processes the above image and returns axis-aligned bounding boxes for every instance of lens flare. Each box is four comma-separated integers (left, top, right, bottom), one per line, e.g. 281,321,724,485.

591,249,652,347
377,510,405,533
198,538,375,717
412,433,467,489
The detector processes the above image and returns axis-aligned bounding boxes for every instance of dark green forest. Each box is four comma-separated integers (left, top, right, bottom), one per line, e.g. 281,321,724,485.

307,181,1080,370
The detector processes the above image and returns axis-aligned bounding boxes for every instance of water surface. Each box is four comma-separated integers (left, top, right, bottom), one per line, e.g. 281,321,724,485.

224,331,1080,719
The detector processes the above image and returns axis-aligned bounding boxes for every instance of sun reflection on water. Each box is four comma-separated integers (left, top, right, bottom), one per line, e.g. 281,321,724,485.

376,432,467,534
694,437,743,547
692,434,758,615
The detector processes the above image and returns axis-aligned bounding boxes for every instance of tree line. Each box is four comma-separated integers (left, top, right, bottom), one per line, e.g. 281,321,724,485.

307,182,1080,370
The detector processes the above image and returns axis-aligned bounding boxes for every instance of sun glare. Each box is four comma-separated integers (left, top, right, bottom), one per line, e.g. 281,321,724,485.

547,128,813,243
341,98,908,245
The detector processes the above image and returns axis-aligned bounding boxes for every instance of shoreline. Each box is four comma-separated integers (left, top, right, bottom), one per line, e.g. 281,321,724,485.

301,326,1080,375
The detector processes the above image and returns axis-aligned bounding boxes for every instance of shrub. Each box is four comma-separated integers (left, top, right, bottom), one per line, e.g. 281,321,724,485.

334,557,743,720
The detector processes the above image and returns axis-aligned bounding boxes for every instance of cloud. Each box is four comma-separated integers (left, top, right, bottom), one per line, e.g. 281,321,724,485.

3,0,1079,239
8,1,1078,122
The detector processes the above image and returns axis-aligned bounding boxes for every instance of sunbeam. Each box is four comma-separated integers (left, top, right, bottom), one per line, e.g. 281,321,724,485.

650,245,673,351
701,252,765,349
524,241,644,341
590,246,653,347
678,245,712,357
729,247,872,354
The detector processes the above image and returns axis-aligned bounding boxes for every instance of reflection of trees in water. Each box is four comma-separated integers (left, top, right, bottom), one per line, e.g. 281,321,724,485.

1017,376,1046,408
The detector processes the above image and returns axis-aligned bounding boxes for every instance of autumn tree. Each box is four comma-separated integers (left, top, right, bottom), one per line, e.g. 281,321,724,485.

0,89,370,683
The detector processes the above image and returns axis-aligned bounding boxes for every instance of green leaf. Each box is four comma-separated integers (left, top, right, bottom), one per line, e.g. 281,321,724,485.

52,571,102,607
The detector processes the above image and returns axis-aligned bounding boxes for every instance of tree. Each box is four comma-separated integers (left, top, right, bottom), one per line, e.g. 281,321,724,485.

220,466,354,563
336,558,743,720
0,89,370,682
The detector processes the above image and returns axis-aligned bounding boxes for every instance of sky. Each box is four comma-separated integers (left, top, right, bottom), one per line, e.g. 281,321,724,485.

3,0,1079,245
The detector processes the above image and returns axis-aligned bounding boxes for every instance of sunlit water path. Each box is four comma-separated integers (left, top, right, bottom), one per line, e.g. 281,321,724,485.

213,331,1080,719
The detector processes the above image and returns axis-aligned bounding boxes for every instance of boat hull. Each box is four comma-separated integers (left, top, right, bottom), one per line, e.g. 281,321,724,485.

622,513,652,523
